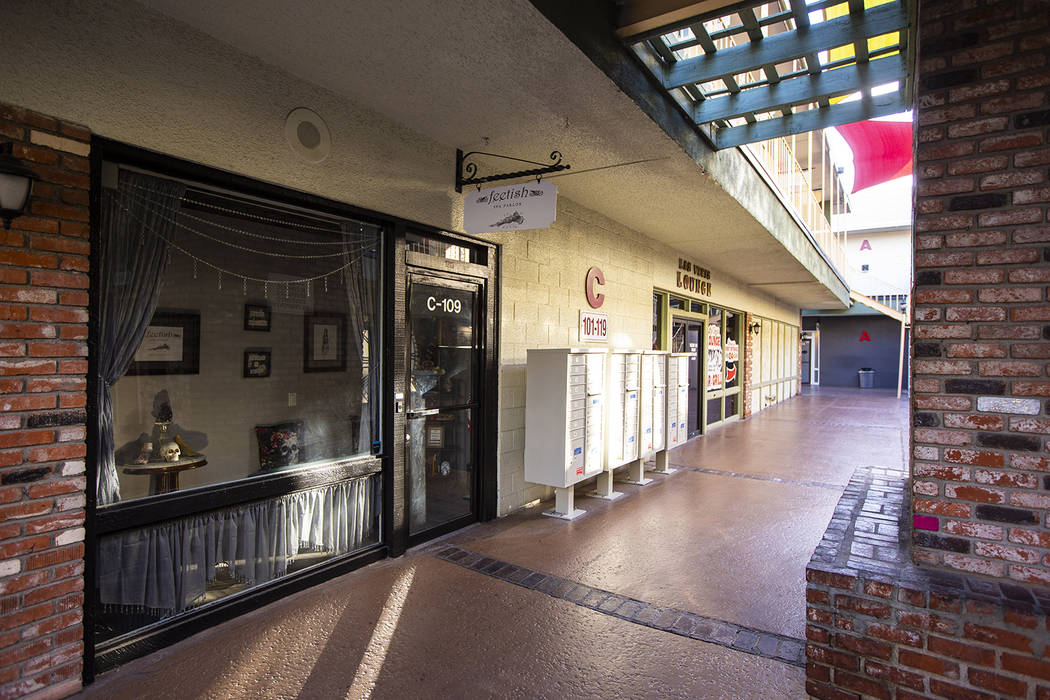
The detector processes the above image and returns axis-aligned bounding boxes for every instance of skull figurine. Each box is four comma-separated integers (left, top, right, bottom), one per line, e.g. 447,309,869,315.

278,433,300,466
160,441,181,463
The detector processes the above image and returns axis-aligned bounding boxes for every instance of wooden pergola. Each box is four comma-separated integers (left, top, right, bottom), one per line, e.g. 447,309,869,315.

616,0,916,149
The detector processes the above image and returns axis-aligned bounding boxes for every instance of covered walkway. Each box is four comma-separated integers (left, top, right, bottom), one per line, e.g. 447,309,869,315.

81,388,908,699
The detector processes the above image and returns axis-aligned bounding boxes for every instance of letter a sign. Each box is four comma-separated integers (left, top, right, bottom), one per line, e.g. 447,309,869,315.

859,331,871,342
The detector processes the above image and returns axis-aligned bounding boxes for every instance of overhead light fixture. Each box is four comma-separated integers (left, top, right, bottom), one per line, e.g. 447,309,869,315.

0,143,36,229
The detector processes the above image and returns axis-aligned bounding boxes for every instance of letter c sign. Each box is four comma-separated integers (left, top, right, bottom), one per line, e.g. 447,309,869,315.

585,267,605,308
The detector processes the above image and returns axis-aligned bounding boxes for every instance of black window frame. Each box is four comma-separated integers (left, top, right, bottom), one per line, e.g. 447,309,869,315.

84,140,401,678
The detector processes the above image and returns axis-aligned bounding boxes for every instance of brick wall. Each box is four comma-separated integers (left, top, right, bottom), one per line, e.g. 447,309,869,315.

0,104,88,698
912,0,1050,584
809,564,1050,700
808,467,1050,699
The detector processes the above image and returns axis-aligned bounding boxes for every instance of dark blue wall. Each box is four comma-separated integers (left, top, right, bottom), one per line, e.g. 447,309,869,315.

802,315,909,389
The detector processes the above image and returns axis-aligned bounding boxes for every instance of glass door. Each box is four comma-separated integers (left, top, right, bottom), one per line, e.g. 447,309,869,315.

406,275,481,538
672,318,703,438
801,337,811,385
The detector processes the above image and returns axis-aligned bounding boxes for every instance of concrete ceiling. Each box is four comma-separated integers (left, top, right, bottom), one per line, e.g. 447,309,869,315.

135,0,847,309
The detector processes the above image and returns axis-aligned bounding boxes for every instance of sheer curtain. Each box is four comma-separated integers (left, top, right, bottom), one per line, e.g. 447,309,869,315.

98,475,378,613
96,171,186,506
342,225,381,454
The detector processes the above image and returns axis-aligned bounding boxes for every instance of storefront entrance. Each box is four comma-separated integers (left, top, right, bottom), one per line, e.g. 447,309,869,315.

85,142,500,673
671,318,703,438
406,275,481,539
801,336,812,385
400,232,497,549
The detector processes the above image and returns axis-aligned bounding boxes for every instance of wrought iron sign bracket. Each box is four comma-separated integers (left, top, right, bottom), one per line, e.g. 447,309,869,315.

455,149,570,193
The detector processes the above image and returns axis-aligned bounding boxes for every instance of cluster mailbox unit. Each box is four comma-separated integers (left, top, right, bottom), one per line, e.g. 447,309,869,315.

524,347,687,519
597,349,641,500
634,350,668,484
657,352,692,473
524,348,606,519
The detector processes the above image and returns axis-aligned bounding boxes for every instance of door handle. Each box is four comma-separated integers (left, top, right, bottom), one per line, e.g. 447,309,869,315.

407,408,440,418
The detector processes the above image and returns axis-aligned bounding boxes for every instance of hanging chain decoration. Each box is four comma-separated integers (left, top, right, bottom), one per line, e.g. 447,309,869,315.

126,180,372,236
122,188,368,256
455,149,570,193
110,188,379,296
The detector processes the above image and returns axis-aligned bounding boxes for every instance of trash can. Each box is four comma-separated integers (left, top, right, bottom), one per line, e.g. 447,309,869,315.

858,368,875,388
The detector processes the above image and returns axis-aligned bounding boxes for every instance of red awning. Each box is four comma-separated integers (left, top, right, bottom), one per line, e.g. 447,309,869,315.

836,120,913,193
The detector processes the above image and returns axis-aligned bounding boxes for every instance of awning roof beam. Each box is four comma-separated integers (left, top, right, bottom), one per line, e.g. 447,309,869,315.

714,90,907,149
663,2,908,90
617,0,913,149
693,53,906,124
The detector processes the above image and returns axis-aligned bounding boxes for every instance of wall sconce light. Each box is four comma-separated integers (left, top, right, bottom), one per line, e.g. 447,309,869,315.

748,321,761,335
0,143,37,230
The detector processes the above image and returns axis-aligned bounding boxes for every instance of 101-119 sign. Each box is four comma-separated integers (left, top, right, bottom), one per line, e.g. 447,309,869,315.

580,310,608,342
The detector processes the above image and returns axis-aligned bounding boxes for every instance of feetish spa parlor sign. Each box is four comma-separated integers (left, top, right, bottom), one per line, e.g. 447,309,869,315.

464,181,557,234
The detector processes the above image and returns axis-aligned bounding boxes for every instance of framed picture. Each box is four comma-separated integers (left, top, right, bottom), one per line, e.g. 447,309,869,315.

243,348,271,378
244,303,271,332
126,311,200,376
303,313,346,373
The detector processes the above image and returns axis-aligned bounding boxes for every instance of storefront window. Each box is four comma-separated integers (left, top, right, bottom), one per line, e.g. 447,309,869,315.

96,477,379,642
704,305,742,426
706,307,723,391
94,166,383,644
98,170,381,505
725,310,739,389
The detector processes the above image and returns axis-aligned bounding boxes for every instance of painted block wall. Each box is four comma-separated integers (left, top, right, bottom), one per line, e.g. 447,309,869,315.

802,316,908,389
483,199,800,515
911,0,1050,585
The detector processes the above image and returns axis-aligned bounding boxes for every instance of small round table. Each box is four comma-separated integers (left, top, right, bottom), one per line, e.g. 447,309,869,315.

121,455,207,496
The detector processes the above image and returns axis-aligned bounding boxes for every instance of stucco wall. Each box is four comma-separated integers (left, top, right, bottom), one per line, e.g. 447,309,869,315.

1,0,459,234
844,227,913,297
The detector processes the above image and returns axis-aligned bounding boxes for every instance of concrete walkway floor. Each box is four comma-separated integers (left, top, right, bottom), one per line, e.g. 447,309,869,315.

81,387,909,699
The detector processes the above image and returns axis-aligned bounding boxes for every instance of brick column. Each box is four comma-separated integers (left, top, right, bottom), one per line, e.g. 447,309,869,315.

0,104,88,698
912,2,1050,583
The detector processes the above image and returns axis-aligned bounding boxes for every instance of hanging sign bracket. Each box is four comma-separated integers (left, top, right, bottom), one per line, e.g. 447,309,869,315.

456,149,570,193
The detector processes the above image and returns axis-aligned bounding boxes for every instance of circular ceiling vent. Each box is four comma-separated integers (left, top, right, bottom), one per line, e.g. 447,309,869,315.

284,108,331,163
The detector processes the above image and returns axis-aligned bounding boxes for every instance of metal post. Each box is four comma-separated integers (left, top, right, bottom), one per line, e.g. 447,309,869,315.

652,450,676,475
544,485,586,520
589,470,623,500
623,458,652,486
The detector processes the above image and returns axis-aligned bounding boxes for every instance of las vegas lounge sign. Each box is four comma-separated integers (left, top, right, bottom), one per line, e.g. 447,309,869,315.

463,181,557,234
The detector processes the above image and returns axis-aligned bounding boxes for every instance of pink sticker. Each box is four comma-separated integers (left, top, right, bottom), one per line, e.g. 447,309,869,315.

913,515,939,531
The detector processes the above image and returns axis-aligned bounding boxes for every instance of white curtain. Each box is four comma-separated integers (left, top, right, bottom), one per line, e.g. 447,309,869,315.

98,475,378,614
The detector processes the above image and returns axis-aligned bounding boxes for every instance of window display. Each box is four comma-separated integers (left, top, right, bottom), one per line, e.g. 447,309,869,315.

98,169,381,505
94,164,383,646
